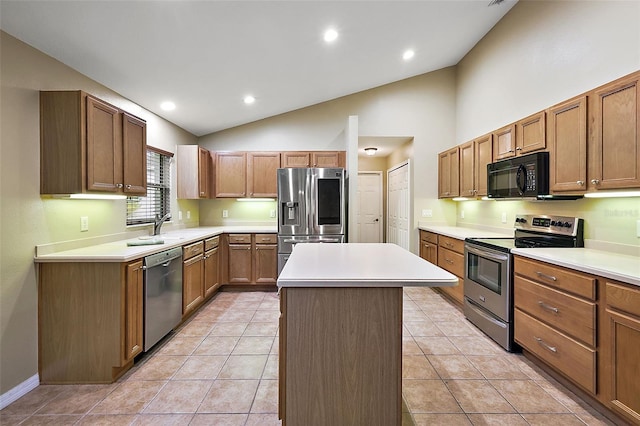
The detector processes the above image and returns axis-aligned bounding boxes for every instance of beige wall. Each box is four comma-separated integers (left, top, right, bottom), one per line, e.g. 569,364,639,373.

0,32,197,395
452,0,640,248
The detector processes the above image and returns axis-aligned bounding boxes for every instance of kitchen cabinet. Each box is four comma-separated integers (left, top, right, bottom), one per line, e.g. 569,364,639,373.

177,145,212,199
225,233,278,286
589,71,640,191
281,151,345,168
38,260,144,383
438,147,459,198
215,152,247,197
516,111,546,155
40,90,147,195
204,236,220,299
514,256,597,394
492,123,517,161
247,152,281,198
548,96,588,193
419,230,438,264
436,235,464,304
459,133,493,197
600,280,640,424
182,241,205,319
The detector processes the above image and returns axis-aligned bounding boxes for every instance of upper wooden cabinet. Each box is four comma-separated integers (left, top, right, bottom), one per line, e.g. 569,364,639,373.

548,96,588,193
215,152,247,198
247,152,280,198
459,133,493,197
516,111,546,155
438,147,459,198
589,71,640,191
40,91,147,195
492,124,517,161
177,145,212,199
282,151,345,168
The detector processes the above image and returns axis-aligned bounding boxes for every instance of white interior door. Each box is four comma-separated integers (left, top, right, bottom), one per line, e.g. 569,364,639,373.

387,162,409,250
357,172,383,243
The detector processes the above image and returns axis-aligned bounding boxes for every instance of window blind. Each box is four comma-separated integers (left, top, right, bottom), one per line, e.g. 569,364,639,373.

127,148,171,225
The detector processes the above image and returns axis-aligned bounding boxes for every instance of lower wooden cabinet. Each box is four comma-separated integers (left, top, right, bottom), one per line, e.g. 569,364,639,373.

204,236,220,299
225,233,278,286
436,235,464,304
38,261,144,383
183,241,205,319
419,230,438,264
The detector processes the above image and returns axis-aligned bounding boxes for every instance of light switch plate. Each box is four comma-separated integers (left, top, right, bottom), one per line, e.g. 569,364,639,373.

501,212,507,223
270,209,276,218
186,211,191,219
421,209,433,218
222,210,228,218
80,216,89,232
178,211,183,221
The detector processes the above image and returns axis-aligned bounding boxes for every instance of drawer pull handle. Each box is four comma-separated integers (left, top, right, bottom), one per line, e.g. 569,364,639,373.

538,301,559,314
536,271,557,281
534,337,557,353
445,258,454,264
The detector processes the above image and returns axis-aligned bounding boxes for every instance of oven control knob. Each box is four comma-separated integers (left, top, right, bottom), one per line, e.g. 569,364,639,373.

563,222,572,228
515,217,526,223
550,221,557,226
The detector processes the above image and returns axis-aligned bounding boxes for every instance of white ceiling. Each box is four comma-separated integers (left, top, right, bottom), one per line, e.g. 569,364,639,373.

0,0,516,137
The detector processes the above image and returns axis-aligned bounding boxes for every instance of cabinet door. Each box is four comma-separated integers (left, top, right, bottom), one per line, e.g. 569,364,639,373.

282,152,311,168
198,147,210,198
124,260,143,363
591,72,640,190
311,152,341,168
516,111,546,155
438,147,459,198
122,113,147,195
86,95,121,192
459,141,475,197
247,152,280,197
419,239,438,264
474,133,493,197
493,124,516,160
215,152,247,197
549,96,588,192
255,244,278,284
228,244,253,283
183,255,204,317
204,247,220,299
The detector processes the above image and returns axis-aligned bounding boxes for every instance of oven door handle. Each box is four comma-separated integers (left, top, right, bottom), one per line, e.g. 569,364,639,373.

465,245,509,262
465,300,507,329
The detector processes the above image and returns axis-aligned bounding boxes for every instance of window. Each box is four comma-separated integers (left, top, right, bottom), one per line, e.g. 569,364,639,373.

127,147,172,225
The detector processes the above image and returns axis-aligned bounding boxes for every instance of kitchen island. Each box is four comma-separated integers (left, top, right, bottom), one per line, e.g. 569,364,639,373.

277,243,457,426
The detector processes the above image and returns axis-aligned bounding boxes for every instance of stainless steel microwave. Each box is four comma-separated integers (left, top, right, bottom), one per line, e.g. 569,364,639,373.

487,152,549,199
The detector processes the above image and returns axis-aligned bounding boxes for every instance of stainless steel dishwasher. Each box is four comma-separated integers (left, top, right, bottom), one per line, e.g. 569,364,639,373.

143,246,183,352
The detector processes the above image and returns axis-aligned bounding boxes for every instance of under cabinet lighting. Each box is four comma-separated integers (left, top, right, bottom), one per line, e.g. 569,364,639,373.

236,198,275,202
584,191,640,198
52,194,127,200
452,197,469,201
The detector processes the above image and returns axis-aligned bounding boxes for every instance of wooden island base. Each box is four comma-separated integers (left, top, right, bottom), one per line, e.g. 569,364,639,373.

279,287,402,426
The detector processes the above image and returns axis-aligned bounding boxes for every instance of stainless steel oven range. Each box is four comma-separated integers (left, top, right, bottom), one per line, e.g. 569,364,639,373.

463,214,584,352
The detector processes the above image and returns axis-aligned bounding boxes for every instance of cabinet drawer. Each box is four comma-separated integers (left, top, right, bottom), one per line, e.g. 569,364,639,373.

420,231,438,245
183,241,204,260
515,309,596,394
437,247,464,277
606,281,640,317
515,276,596,347
438,236,464,254
514,257,596,300
228,234,252,244
204,236,220,251
255,233,277,244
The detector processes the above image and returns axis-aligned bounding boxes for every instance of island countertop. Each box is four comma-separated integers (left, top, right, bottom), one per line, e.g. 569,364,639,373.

277,243,458,288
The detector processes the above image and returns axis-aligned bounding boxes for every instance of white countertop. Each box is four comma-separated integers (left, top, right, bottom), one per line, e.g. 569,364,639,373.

512,247,640,287
277,243,458,288
34,225,277,263
419,225,512,240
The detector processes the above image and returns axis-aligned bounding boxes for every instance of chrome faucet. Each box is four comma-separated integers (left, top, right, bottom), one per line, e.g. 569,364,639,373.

153,213,171,236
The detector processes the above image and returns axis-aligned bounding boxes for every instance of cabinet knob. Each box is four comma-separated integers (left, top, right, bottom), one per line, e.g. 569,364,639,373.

576,181,584,186
516,147,522,151
126,184,132,189
590,179,600,185
116,183,123,188
200,192,205,195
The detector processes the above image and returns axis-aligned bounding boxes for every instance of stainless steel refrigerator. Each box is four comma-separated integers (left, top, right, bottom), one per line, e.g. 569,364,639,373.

277,167,346,274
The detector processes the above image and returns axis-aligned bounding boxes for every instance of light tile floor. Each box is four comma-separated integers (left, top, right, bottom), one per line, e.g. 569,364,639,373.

1,288,615,425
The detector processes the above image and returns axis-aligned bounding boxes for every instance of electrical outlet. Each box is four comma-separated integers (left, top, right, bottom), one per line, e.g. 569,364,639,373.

501,212,507,223
270,209,276,218
186,211,191,219
178,211,183,221
80,216,89,232
222,210,228,218
461,210,465,219
421,209,433,218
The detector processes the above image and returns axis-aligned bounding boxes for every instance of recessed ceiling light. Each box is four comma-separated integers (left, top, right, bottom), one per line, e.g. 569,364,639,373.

324,28,338,43
403,49,415,61
160,101,176,111
244,95,256,105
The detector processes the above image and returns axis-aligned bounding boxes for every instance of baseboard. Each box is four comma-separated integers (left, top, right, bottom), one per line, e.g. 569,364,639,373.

0,374,39,410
